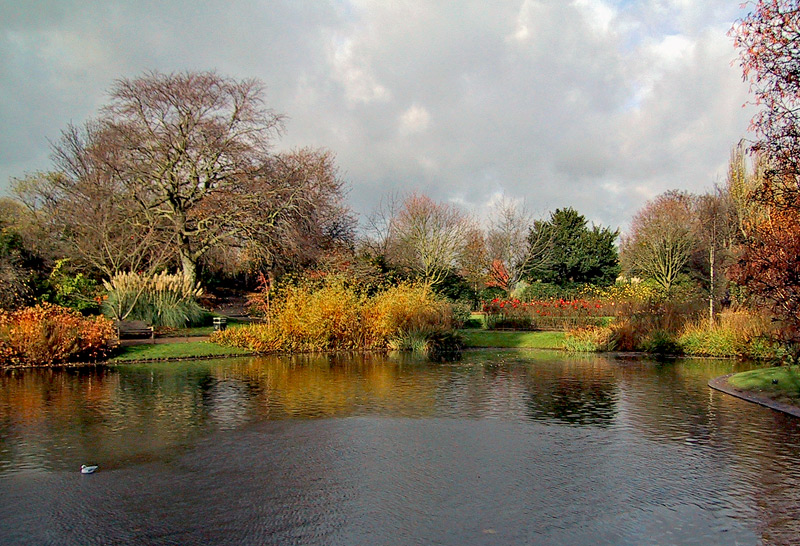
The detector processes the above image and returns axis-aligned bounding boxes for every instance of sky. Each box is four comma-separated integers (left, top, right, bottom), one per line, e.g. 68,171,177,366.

1,0,756,233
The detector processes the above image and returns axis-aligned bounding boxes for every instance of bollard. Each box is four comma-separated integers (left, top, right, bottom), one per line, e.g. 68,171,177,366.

213,316,227,331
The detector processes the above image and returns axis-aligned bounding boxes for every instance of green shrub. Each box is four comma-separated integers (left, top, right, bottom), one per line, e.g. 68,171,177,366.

641,329,682,356
463,317,484,329
516,281,581,301
745,336,784,361
42,260,101,314
449,301,472,328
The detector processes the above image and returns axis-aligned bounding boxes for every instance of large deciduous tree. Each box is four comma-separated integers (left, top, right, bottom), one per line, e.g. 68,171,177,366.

732,1,800,351
0,198,49,310
525,207,619,287
621,191,696,292
729,208,800,358
693,187,738,324
44,71,350,282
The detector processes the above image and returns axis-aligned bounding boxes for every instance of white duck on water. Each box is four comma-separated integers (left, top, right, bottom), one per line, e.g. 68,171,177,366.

80,464,98,474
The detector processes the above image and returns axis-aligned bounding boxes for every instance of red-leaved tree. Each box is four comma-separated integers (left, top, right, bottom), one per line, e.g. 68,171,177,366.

729,209,800,360
733,0,800,192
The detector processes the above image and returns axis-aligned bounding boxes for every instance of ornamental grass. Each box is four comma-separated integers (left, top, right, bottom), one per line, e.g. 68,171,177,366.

103,271,205,328
678,310,777,358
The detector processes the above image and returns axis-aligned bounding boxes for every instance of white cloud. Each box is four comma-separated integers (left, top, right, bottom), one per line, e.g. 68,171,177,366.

328,36,391,105
398,104,430,136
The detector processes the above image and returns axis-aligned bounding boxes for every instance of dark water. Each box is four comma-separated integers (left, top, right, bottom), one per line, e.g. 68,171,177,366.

2,350,800,545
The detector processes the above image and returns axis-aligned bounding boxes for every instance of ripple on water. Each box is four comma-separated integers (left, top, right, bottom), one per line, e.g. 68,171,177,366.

1,352,799,544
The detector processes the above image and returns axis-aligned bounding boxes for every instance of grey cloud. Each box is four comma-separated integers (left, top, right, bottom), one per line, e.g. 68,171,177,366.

1,0,754,234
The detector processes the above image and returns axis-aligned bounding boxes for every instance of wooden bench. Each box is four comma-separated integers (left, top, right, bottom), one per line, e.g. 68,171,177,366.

116,320,155,342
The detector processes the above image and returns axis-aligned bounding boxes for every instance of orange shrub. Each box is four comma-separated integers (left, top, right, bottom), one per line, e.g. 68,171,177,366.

0,303,116,366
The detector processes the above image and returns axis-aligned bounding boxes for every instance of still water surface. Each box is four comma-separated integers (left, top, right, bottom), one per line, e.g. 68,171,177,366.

1,350,800,545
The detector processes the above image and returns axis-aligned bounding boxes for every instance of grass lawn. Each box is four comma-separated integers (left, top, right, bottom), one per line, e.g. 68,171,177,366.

110,341,252,362
728,365,800,404
461,329,565,349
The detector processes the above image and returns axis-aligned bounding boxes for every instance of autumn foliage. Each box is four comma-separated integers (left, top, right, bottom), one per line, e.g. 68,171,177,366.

0,303,116,366
730,209,800,352
212,279,455,353
482,297,607,330
733,0,800,184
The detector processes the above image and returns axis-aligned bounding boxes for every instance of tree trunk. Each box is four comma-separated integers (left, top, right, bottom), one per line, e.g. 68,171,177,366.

180,249,197,284
709,243,715,328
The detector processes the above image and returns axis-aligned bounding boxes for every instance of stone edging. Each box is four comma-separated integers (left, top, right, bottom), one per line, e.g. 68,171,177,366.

708,374,800,419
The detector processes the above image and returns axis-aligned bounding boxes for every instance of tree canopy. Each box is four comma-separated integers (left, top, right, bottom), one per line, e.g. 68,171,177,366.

26,71,352,282
620,191,696,292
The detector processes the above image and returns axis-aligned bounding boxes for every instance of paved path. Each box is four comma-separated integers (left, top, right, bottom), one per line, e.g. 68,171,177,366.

119,336,210,347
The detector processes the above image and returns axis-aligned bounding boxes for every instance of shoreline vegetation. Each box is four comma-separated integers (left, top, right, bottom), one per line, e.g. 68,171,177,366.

4,311,797,416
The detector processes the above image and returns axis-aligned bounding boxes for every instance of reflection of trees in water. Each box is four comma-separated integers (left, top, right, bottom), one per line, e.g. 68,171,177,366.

426,356,619,425
0,367,122,471
519,358,619,426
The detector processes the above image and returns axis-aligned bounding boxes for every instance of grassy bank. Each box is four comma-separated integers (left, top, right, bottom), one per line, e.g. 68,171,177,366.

460,330,565,349
108,330,566,362
110,341,252,362
727,366,800,404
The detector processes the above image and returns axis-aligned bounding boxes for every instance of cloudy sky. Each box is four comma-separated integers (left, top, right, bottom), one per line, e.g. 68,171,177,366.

1,0,755,232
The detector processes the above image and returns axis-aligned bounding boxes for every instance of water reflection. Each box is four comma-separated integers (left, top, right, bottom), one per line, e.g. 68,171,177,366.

0,351,778,475
3,351,800,543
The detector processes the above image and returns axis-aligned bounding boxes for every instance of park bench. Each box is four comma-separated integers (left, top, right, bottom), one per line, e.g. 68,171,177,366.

116,320,155,342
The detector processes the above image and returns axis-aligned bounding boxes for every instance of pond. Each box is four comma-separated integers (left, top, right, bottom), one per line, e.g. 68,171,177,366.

1,350,800,545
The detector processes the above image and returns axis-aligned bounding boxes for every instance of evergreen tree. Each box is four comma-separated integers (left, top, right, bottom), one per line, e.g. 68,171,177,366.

524,208,619,286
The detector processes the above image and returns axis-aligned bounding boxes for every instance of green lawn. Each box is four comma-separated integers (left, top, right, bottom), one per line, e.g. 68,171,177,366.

460,330,565,349
110,341,252,362
728,365,800,403
110,328,564,362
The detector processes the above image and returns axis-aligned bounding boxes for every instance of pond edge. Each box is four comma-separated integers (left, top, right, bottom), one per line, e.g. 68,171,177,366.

708,374,800,419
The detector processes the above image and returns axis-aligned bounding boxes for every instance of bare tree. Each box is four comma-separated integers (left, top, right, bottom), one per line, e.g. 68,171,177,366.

389,193,473,286
458,227,489,295
15,156,174,278
485,197,553,293
621,191,697,293
695,187,737,324
41,71,351,282
361,191,402,260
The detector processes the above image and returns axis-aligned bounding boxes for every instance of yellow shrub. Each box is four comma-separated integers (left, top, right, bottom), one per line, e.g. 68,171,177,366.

211,279,454,354
367,282,453,340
